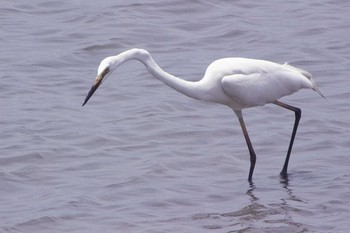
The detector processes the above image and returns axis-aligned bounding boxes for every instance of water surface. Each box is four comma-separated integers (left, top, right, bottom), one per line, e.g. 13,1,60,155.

1,0,350,232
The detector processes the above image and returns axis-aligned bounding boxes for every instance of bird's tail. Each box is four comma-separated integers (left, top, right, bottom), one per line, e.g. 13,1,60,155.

310,78,326,100
283,63,326,100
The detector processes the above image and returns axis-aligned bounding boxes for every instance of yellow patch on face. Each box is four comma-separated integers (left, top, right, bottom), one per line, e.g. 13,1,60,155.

95,67,110,85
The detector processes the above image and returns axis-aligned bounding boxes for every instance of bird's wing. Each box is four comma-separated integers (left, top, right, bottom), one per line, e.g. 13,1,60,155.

221,71,304,108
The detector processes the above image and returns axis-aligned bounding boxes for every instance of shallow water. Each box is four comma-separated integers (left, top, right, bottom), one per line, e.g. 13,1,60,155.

1,0,350,232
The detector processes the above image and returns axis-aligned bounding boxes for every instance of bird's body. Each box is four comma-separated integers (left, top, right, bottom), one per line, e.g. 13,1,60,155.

193,57,317,109
83,48,324,183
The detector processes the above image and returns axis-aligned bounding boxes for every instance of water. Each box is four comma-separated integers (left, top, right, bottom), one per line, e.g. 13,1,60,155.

1,0,350,232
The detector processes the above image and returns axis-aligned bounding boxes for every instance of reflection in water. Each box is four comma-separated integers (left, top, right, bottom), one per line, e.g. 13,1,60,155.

239,176,309,232
279,174,290,188
246,183,258,202
279,175,306,204
193,178,311,232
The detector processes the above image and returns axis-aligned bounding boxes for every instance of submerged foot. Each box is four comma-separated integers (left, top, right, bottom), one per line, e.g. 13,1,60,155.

280,169,288,179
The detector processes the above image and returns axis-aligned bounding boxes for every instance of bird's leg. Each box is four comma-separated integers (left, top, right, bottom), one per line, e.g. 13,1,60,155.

235,110,256,183
274,101,301,177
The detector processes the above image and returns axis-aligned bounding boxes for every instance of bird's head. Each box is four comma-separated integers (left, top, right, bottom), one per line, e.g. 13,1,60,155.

82,58,113,106
82,49,149,106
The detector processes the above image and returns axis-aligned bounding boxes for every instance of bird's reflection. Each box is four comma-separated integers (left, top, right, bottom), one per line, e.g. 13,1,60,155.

279,173,290,188
279,174,306,204
245,182,258,202
195,176,307,232
245,174,304,205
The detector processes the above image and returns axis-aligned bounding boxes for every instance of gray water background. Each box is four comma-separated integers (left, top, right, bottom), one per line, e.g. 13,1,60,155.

1,0,350,232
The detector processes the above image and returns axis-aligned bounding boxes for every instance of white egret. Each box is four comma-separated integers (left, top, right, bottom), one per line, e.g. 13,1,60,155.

83,48,324,182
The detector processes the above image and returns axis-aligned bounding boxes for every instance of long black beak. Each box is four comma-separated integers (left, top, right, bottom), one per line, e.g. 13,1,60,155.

82,67,110,106
82,79,102,106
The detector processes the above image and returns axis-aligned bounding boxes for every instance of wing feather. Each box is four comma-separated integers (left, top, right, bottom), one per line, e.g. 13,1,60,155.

221,70,305,108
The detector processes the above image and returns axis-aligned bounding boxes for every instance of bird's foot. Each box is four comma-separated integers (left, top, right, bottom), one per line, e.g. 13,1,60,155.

280,169,288,179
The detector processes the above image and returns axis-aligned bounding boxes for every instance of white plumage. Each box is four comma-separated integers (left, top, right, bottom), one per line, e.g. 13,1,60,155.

83,48,324,183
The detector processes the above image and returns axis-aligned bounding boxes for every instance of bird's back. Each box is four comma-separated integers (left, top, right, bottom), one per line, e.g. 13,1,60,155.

202,58,316,109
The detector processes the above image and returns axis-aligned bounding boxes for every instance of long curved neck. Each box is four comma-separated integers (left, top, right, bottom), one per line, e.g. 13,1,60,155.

110,49,205,101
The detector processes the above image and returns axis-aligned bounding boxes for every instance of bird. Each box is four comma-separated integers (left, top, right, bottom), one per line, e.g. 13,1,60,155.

82,48,324,183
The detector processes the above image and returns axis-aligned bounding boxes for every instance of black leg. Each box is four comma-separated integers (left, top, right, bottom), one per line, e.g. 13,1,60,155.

235,110,256,183
274,101,301,177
